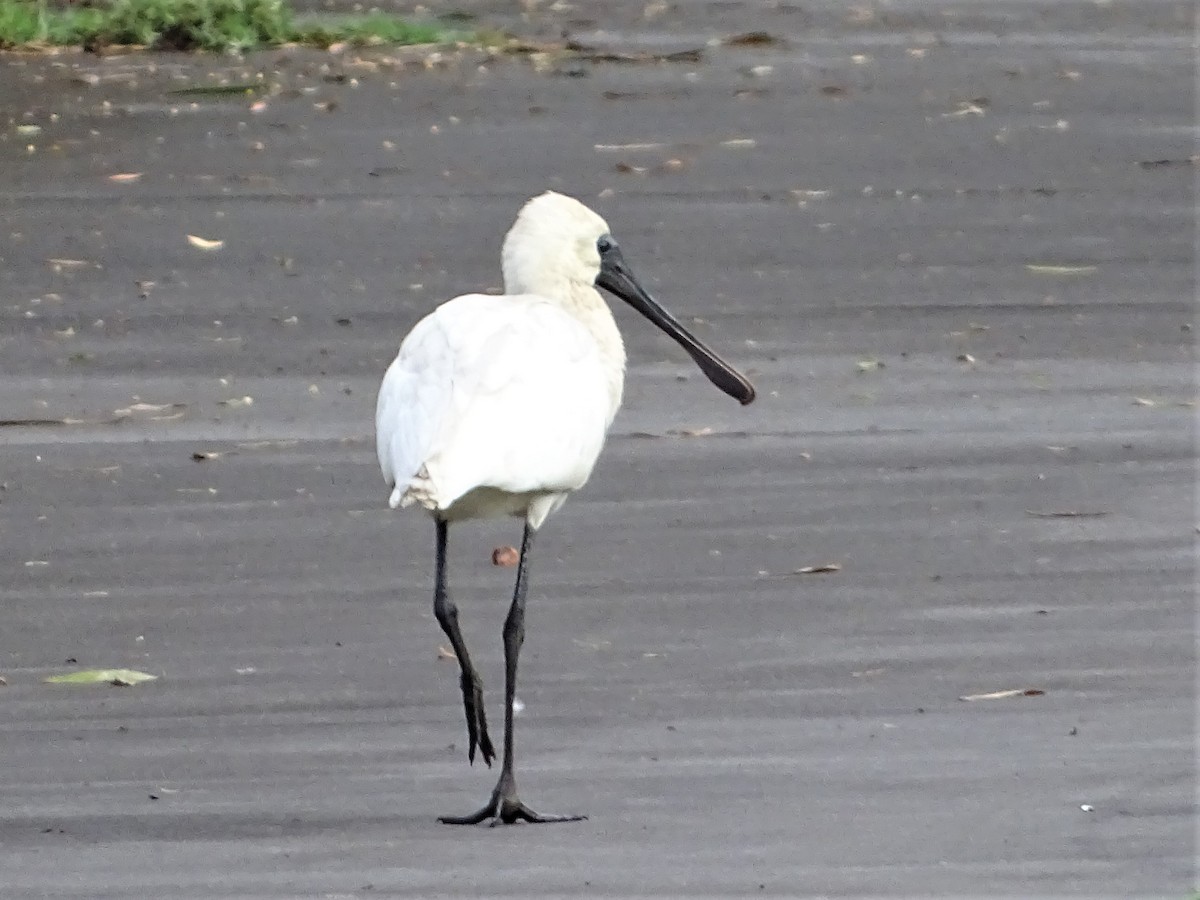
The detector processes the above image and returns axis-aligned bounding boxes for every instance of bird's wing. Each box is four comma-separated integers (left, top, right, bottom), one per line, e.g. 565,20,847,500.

375,294,613,511
375,303,457,505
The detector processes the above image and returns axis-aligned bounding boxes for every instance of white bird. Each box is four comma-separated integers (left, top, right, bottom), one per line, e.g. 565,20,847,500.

376,191,755,826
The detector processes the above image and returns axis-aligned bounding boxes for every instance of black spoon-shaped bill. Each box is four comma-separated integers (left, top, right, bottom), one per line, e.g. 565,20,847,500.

595,240,756,405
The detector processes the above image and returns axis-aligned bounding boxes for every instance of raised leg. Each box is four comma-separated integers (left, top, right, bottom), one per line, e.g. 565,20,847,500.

431,519,494,767
439,522,586,826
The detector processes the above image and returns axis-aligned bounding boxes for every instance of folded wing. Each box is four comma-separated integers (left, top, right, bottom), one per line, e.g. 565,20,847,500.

376,294,613,515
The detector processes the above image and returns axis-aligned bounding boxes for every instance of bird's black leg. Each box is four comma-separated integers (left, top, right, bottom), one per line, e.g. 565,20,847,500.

439,522,586,826
431,519,495,767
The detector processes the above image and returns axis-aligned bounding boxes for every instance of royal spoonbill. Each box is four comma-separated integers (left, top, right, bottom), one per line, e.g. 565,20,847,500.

376,191,755,825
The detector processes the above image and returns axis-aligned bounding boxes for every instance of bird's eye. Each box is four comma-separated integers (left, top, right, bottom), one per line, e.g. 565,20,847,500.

596,235,614,255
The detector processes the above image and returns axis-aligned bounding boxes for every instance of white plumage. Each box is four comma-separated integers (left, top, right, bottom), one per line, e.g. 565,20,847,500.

373,191,754,826
376,192,624,529
377,294,613,527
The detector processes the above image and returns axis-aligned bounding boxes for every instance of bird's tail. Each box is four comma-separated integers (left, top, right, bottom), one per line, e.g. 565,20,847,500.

392,464,440,511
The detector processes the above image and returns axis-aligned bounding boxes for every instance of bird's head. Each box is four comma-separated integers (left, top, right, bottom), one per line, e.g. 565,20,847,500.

501,191,756,406
501,191,611,295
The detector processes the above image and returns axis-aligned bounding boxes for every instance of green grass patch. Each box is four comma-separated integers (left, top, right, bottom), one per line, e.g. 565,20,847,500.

0,0,103,45
0,0,452,52
292,12,442,49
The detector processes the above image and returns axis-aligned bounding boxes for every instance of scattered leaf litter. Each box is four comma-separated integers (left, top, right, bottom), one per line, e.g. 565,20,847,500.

958,688,1045,701
793,563,842,575
491,546,519,567
186,234,225,251
1024,264,1096,276
722,31,785,47
45,669,158,686
1025,509,1109,518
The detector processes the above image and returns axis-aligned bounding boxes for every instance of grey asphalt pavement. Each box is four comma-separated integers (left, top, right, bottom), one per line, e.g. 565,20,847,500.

0,1,1194,896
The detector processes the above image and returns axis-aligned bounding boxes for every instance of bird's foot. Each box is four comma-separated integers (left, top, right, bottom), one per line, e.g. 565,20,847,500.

459,671,495,767
438,773,586,826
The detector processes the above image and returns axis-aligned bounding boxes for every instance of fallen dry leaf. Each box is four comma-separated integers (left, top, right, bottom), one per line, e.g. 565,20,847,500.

112,402,185,423
45,669,158,686
1025,509,1109,518
115,402,178,416
793,563,842,575
186,234,225,251
722,31,784,47
492,546,519,567
237,440,298,450
1024,264,1096,276
942,101,986,118
1138,157,1199,169
959,688,1045,701
594,142,666,152
552,41,703,64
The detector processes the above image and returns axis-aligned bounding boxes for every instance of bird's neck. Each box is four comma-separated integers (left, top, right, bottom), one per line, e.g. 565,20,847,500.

505,263,628,421
576,283,628,422
556,281,627,425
